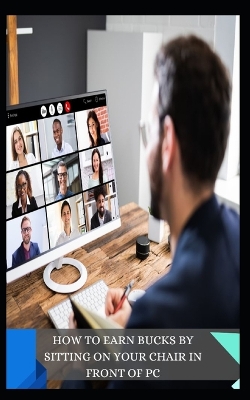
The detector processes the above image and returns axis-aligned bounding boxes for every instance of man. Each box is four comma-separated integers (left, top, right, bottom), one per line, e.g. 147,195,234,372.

90,185,112,229
55,160,74,201
62,35,239,389
12,216,40,268
51,118,73,158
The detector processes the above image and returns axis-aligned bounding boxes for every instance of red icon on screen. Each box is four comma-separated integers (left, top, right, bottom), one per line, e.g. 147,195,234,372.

64,101,71,112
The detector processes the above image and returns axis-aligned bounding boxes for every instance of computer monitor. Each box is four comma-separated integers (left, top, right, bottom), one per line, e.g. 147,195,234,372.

6,90,121,293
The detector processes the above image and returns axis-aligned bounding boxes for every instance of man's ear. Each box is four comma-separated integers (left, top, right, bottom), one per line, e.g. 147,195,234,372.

161,115,176,173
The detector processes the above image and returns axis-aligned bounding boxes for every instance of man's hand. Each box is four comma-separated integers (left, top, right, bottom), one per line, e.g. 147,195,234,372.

105,287,132,328
68,311,77,328
68,287,132,329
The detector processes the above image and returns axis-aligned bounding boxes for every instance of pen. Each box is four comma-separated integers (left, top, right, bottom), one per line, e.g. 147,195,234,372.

114,279,135,313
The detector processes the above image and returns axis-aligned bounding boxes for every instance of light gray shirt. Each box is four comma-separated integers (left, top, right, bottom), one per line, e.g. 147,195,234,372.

55,228,81,247
52,140,73,158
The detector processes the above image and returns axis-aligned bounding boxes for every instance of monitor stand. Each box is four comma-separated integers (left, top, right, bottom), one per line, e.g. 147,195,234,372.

43,256,87,294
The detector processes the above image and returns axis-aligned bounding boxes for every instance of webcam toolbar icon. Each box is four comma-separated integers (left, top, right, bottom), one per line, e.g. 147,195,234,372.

41,105,47,118
49,104,55,116
57,103,63,114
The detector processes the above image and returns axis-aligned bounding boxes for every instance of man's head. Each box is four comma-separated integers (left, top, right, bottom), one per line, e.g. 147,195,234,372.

21,216,32,245
52,118,63,150
57,160,68,194
146,35,231,220
93,185,106,218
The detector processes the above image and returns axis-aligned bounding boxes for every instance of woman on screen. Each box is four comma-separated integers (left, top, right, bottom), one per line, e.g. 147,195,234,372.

9,126,37,169
11,169,38,218
88,148,108,189
56,200,80,246
87,110,106,147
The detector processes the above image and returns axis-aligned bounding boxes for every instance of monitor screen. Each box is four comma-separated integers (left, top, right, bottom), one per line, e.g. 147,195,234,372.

6,90,121,292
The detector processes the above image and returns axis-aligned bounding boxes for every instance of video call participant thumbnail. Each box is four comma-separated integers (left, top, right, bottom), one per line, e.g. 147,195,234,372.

12,169,38,218
91,185,112,229
88,148,108,189
52,118,73,158
56,200,81,246
87,110,106,147
55,160,74,201
9,126,37,169
12,216,40,268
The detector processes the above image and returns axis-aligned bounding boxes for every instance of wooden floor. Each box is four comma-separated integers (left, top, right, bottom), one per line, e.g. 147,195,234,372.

6,202,172,389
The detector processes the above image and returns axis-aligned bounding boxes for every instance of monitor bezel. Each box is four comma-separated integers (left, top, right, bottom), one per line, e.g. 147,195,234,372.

6,89,121,285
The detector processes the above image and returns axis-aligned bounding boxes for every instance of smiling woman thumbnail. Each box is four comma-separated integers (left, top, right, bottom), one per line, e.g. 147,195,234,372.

9,126,37,169
11,169,38,218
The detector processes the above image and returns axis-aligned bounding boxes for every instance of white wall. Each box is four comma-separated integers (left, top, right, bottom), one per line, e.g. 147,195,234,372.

106,15,215,44
215,15,239,180
87,31,162,209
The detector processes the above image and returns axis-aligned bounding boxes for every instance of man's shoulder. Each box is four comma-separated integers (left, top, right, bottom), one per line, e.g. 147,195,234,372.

91,211,98,220
221,204,239,228
12,244,22,256
65,141,73,151
31,242,40,254
55,193,62,200
30,241,39,249
91,213,99,229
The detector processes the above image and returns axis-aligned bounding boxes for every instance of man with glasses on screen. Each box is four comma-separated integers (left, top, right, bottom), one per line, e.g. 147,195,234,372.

55,160,74,201
12,216,40,268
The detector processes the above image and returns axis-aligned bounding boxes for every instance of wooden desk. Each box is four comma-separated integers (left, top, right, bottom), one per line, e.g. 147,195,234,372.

6,202,172,388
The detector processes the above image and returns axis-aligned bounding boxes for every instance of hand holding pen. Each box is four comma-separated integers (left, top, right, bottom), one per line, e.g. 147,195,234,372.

113,279,135,313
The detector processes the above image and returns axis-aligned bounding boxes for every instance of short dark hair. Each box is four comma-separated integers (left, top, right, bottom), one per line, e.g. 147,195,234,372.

93,185,106,202
57,160,67,172
154,35,231,187
21,215,31,229
53,118,62,127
